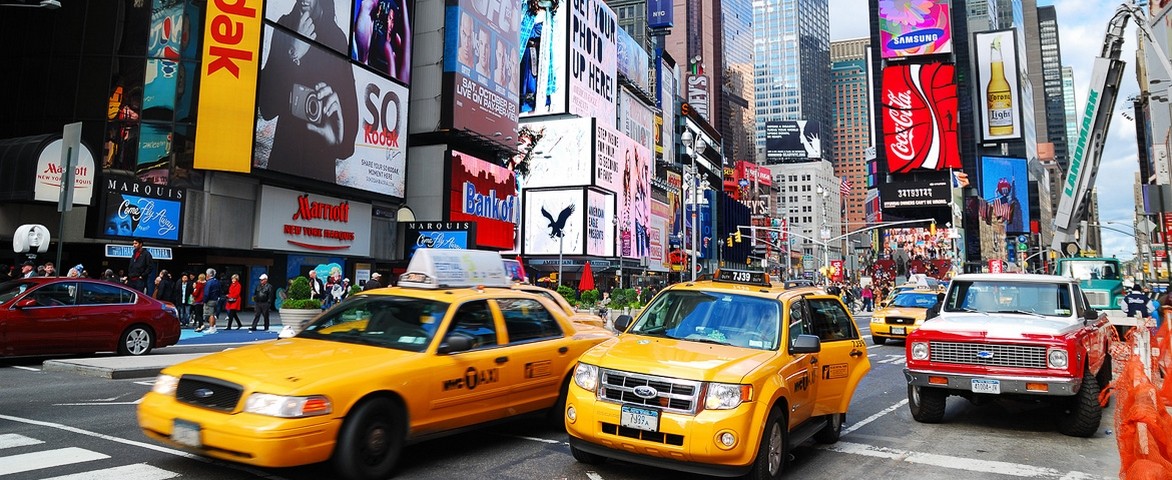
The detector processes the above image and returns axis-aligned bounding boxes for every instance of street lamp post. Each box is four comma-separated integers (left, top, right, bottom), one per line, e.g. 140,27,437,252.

815,184,831,285
681,130,707,282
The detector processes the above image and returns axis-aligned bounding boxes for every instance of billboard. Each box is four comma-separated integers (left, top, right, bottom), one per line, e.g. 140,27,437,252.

255,26,408,197
877,180,952,209
658,58,676,162
99,177,185,243
616,28,651,94
193,0,262,172
265,0,352,56
521,117,595,188
879,0,953,58
586,189,615,257
649,200,671,271
619,89,655,159
764,121,821,163
975,30,1022,141
881,62,960,173
523,188,585,255
254,185,373,256
442,0,520,139
447,150,518,250
519,0,617,121
980,156,1030,233
350,0,415,85
617,134,653,259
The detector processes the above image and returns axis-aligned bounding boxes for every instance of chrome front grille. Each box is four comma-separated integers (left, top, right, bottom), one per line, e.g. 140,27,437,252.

1084,291,1110,308
929,341,1047,369
598,369,701,414
885,316,916,325
176,375,244,411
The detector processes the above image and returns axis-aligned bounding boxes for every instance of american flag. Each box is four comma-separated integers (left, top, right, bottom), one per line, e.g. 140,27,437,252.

991,198,1013,222
840,177,852,196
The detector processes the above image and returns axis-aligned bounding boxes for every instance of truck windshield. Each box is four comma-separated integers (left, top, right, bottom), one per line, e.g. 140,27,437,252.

631,290,781,351
944,280,1073,317
1061,260,1120,281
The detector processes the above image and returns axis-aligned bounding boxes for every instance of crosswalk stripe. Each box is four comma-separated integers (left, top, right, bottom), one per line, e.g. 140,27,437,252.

38,463,180,480
0,447,108,476
0,434,43,450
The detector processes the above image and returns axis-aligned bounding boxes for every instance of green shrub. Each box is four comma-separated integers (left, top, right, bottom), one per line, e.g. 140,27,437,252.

283,276,322,309
611,288,638,309
556,285,578,306
580,289,600,306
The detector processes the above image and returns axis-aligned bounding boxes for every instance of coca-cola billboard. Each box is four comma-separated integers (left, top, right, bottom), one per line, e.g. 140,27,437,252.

881,63,960,173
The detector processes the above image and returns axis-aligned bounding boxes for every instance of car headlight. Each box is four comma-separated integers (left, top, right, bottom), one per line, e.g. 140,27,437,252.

151,374,179,396
244,393,332,418
705,383,752,410
573,363,599,391
910,342,929,360
1047,349,1069,369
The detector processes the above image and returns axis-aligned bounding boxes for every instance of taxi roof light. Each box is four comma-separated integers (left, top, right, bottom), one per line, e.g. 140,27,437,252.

712,269,771,287
397,249,514,289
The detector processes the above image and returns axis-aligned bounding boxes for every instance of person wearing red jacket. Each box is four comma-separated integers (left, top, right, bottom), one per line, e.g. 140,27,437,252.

224,274,244,330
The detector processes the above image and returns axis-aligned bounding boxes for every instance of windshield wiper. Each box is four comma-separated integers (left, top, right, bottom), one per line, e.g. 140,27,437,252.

995,309,1045,318
683,334,732,346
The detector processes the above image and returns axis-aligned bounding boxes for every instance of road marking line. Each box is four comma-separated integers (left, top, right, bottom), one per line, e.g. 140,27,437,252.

39,463,180,480
818,441,1107,479
842,399,907,436
0,434,43,450
586,472,605,480
0,447,108,476
8,366,39,372
498,433,564,445
53,400,143,406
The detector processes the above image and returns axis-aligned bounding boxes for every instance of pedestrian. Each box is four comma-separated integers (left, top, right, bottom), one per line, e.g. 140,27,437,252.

202,268,222,333
341,278,352,300
363,272,383,291
177,273,192,327
224,274,244,330
925,292,946,320
41,262,56,277
861,285,874,312
193,273,207,331
1123,284,1150,319
307,269,325,306
66,264,84,278
19,260,36,278
127,238,154,293
0,264,10,283
155,270,176,304
250,274,275,331
102,268,118,282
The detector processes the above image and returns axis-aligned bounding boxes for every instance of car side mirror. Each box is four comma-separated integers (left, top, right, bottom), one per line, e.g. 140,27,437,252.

1084,309,1099,321
437,335,473,354
789,334,821,354
14,298,37,309
614,315,633,333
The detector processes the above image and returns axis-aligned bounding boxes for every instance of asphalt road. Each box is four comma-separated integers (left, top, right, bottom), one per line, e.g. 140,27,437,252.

0,314,1122,479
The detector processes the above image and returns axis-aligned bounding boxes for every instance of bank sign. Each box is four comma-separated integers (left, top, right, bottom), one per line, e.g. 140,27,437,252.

447,150,517,250
254,185,372,256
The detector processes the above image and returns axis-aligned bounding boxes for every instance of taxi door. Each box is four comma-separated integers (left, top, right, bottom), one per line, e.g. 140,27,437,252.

806,297,870,417
491,297,575,414
781,298,817,425
420,300,512,433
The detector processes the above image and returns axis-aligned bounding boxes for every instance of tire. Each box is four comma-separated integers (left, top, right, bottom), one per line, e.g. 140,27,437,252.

546,377,570,429
813,413,844,444
907,385,947,423
1095,354,1113,394
746,407,787,480
570,445,607,465
1057,371,1102,437
118,326,154,356
872,335,887,346
333,398,405,480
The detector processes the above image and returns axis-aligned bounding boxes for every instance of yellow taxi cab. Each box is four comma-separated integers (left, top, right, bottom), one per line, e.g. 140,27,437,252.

510,283,607,329
877,275,942,308
564,269,871,478
137,249,613,480
869,289,942,345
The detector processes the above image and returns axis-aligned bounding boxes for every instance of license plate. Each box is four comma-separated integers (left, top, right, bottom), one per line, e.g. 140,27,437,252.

891,327,906,335
172,419,202,448
971,379,1001,394
620,405,660,432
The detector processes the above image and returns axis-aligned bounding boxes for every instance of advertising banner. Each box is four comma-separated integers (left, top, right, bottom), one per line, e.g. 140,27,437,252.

586,189,615,257
34,139,96,206
255,25,408,197
619,89,655,159
403,221,476,258
735,161,772,187
519,0,569,116
647,0,673,28
350,0,415,85
265,0,352,56
650,200,670,270
881,62,960,172
447,150,518,250
616,134,653,259
523,188,585,255
442,0,520,138
617,28,651,94
980,156,1031,234
975,30,1022,141
100,177,185,242
521,117,595,188
764,120,821,163
566,0,617,121
254,185,373,256
658,58,677,162
879,0,952,58
686,74,710,122
194,0,262,172
878,179,951,209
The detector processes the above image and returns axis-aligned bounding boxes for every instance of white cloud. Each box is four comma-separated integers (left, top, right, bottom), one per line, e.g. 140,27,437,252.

828,0,1143,260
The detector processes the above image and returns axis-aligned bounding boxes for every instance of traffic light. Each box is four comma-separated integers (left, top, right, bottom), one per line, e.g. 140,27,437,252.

726,236,733,247
734,231,742,243
550,272,557,281
930,222,937,236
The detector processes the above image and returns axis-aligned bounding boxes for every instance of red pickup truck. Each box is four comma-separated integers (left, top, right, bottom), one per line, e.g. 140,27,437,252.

904,273,1113,437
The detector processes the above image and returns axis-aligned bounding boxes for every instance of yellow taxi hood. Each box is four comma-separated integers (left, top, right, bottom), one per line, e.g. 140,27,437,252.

579,334,777,384
161,338,417,392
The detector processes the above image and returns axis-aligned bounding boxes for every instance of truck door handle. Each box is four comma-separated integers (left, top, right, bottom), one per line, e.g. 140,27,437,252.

495,356,509,364
849,349,864,358
809,356,818,365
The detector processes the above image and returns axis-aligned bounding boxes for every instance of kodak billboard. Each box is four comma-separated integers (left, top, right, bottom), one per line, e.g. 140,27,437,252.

194,0,262,172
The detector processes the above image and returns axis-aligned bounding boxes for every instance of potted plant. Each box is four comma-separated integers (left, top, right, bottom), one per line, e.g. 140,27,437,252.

278,276,322,337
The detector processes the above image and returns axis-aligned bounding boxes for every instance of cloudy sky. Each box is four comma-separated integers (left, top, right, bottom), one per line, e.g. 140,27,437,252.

829,1,1145,260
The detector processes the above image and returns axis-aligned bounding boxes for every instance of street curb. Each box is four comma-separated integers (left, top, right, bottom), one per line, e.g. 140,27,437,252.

42,353,209,380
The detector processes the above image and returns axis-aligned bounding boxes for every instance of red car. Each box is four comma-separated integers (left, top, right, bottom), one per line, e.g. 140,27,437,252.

0,277,181,357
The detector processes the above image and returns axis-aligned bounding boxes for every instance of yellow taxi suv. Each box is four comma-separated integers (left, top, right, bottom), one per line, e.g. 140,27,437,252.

869,289,942,345
564,270,871,479
137,249,613,480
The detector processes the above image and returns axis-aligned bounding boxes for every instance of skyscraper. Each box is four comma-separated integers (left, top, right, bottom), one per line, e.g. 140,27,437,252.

831,38,871,229
1038,6,1069,173
722,0,755,163
1062,66,1078,147
753,0,831,163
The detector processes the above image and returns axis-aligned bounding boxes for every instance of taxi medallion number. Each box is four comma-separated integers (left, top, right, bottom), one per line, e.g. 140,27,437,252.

971,379,1001,394
620,405,660,432
172,419,202,448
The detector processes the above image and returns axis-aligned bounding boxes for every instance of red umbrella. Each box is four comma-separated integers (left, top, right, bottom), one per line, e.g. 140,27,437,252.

579,261,595,292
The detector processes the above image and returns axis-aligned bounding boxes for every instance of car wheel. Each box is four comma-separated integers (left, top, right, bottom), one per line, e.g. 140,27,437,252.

570,445,607,465
747,407,787,480
813,412,844,444
1057,371,1102,438
907,385,947,423
333,398,405,480
118,326,154,356
871,335,887,346
1095,354,1113,396
546,376,571,429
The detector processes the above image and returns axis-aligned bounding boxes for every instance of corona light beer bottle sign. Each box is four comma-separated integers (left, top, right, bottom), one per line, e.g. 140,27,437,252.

986,37,1014,136
977,30,1021,141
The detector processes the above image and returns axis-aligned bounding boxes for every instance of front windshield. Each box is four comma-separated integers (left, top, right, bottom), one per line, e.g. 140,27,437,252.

299,296,450,352
0,281,33,303
944,280,1073,317
1061,260,1119,281
631,290,781,350
891,292,939,308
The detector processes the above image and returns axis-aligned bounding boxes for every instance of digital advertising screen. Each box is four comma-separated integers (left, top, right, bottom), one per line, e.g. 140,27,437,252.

442,0,520,138
980,156,1031,234
265,0,353,56
764,120,821,163
881,62,960,173
523,188,585,256
975,30,1023,142
518,0,617,121
447,150,518,250
520,117,595,188
100,178,184,243
879,0,953,58
585,189,615,257
350,0,415,85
